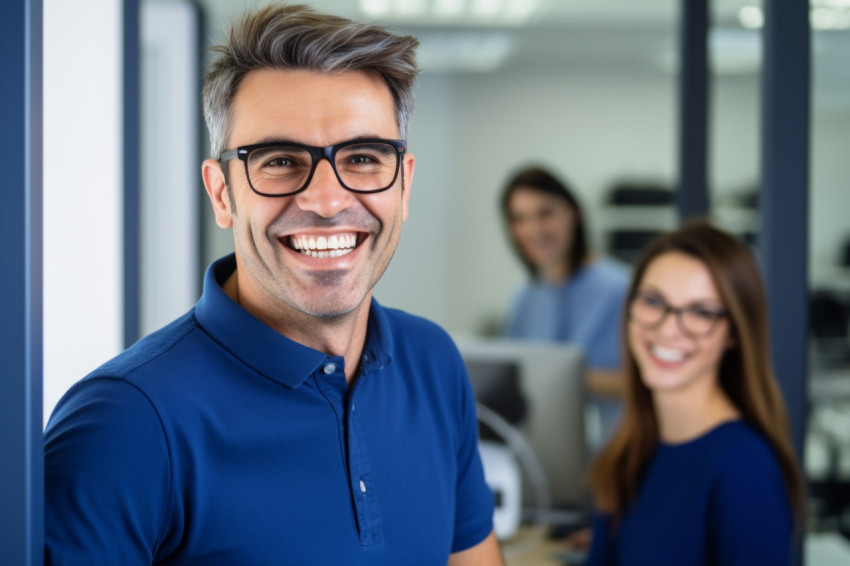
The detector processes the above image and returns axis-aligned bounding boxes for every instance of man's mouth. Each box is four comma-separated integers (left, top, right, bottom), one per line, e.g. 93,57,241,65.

286,232,360,258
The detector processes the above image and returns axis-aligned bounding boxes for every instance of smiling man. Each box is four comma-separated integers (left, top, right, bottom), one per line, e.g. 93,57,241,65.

44,5,501,565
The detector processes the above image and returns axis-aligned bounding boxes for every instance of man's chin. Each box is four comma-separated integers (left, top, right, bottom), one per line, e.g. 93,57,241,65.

308,305,359,319
304,269,350,288
292,294,366,320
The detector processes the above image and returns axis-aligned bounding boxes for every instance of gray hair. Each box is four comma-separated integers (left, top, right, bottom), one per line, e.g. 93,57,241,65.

203,3,420,160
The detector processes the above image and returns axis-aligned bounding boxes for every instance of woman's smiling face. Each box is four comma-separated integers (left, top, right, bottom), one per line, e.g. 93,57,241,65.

628,251,733,396
506,187,575,275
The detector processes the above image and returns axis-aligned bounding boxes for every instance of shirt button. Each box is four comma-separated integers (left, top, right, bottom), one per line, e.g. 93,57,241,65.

323,363,336,375
359,480,367,493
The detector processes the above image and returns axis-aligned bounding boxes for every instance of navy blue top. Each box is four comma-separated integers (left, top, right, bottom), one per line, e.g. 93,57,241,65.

44,255,494,565
585,421,793,566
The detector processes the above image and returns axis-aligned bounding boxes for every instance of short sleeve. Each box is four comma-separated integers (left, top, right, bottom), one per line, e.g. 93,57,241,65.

582,265,629,370
450,359,496,552
44,377,173,565
583,286,627,370
504,283,529,338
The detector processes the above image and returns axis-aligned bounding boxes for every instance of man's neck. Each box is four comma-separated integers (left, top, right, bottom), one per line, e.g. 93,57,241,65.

221,271,370,384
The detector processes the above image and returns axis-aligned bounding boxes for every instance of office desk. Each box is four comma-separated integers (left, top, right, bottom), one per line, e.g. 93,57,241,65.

501,527,850,566
501,526,582,566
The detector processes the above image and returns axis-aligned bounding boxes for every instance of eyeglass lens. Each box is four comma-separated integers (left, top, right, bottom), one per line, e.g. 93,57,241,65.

246,141,400,195
630,293,725,336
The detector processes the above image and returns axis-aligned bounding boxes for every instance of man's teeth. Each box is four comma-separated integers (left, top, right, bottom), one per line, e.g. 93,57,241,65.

651,345,686,363
289,234,357,258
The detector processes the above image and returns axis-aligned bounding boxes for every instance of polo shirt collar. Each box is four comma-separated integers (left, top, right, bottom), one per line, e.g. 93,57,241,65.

362,294,394,372
194,254,394,388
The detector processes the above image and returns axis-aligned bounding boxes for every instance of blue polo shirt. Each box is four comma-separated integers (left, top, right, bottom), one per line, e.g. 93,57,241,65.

45,254,494,565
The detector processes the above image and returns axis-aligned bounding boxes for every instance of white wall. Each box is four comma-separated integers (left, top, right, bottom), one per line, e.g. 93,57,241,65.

43,1,124,424
140,0,202,336
374,74,460,326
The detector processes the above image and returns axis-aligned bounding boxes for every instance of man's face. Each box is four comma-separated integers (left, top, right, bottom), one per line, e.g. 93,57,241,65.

203,69,414,324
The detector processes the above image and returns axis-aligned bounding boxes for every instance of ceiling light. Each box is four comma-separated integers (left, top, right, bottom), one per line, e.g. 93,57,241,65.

471,0,503,19
503,0,540,22
738,6,764,29
738,3,850,30
360,0,392,17
396,0,427,17
811,6,850,29
434,0,465,18
359,0,546,24
416,32,515,72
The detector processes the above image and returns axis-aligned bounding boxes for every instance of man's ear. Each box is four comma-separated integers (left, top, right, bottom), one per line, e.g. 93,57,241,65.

202,159,233,229
401,152,414,222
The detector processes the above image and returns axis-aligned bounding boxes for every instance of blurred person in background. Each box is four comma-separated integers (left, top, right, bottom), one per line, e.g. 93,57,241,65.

501,165,630,445
584,219,805,565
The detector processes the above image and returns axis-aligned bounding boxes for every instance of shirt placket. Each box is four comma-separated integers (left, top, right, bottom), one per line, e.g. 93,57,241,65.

346,360,382,546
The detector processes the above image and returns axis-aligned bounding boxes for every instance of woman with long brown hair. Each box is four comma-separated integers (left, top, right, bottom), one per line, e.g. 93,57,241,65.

584,219,805,565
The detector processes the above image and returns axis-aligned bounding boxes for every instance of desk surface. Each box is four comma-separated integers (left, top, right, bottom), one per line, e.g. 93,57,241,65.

499,527,850,566
501,526,579,566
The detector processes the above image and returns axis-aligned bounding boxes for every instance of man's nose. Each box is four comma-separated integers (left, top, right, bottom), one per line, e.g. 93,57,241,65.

293,158,355,217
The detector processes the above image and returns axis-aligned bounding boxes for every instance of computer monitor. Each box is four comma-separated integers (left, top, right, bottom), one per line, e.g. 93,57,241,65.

453,336,589,512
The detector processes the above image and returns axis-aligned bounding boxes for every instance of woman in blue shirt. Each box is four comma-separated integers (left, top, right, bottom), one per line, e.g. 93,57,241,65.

584,220,805,565
500,166,629,444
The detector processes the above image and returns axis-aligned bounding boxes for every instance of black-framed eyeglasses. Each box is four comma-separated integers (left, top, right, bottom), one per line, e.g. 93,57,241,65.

629,291,729,337
219,138,406,197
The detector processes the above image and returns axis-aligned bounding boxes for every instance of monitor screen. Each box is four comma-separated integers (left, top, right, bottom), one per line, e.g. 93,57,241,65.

454,337,588,511
464,359,527,441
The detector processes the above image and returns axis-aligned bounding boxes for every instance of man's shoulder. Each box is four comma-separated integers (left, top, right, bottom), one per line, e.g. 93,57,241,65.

89,309,203,383
45,309,214,434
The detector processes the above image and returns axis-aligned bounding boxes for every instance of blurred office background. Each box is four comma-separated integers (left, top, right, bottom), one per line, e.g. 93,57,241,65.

31,0,850,563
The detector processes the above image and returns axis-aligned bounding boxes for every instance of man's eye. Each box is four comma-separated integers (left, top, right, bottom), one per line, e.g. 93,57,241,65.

348,154,376,165
249,147,310,171
265,157,295,168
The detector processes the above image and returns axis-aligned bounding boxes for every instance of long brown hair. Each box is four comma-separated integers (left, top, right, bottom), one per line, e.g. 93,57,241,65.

588,219,805,524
